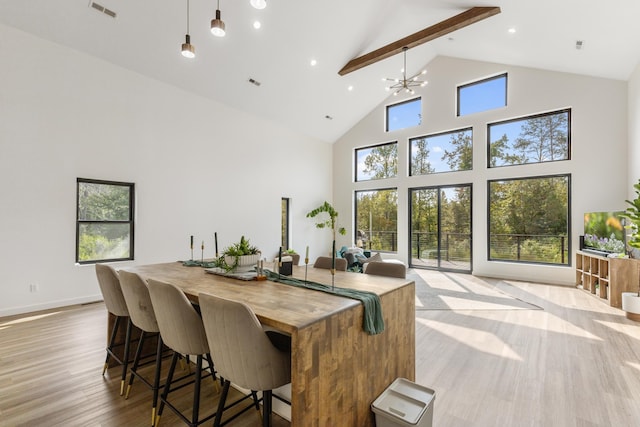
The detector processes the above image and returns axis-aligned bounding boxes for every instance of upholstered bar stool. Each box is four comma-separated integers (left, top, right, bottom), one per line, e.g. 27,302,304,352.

118,270,165,426
147,279,217,427
313,256,348,271
363,261,407,278
95,263,132,396
199,293,291,427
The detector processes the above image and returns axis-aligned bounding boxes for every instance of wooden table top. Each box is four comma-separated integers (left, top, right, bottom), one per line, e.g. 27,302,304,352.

123,261,413,334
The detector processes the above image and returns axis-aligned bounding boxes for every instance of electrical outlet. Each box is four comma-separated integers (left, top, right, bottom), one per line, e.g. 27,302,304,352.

30,284,38,292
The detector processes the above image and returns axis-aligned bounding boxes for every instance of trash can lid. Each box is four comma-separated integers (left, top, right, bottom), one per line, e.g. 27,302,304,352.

371,378,435,424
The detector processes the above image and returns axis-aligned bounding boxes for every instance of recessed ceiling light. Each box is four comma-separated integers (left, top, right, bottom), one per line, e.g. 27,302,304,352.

508,27,516,34
310,59,317,67
253,20,261,29
347,85,354,91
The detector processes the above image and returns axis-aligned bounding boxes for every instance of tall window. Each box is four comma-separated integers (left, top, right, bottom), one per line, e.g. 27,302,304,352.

488,175,570,265
386,97,421,132
76,178,134,264
488,109,570,167
355,188,398,252
355,142,398,182
457,73,507,116
410,128,473,175
281,197,290,250
410,185,472,272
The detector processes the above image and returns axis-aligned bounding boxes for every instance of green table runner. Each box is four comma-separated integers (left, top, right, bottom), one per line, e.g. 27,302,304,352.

264,270,385,335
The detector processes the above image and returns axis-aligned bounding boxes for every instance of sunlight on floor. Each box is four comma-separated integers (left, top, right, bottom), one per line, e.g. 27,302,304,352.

0,311,61,327
594,319,640,340
416,317,523,360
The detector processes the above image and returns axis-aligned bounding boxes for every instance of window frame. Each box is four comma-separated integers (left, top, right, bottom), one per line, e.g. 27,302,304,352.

354,187,398,253
281,197,290,250
354,141,398,182
76,178,135,264
486,173,571,266
385,97,422,132
487,108,572,168
457,73,507,117
409,126,473,176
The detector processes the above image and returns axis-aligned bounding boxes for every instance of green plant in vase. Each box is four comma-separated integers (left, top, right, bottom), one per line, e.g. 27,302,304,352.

217,236,260,272
306,201,346,256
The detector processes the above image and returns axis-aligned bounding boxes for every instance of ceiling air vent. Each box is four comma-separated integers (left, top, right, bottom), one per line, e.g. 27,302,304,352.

89,1,117,19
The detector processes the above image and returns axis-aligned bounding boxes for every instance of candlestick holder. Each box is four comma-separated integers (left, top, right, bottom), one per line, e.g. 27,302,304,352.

331,268,335,290
304,257,309,283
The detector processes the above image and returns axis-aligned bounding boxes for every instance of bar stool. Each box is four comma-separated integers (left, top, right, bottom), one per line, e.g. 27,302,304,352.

313,256,348,271
199,292,291,427
363,261,406,278
95,263,132,396
118,270,165,426
147,279,218,427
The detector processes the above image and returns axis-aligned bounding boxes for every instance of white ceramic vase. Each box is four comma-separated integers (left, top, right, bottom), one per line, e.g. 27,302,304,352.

224,253,260,272
621,292,640,321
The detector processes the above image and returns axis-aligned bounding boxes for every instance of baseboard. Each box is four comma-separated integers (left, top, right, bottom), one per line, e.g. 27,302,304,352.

0,295,103,318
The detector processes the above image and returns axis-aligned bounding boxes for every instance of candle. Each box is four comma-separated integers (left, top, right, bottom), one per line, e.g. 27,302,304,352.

214,232,218,256
305,245,309,259
332,240,336,269
201,240,204,250
190,235,194,249
278,246,282,266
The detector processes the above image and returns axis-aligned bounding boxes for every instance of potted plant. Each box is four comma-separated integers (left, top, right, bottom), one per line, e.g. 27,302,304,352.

621,179,640,321
218,236,261,272
306,201,347,255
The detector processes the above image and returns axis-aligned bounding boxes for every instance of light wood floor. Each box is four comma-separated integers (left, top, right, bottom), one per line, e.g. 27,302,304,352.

1,276,639,426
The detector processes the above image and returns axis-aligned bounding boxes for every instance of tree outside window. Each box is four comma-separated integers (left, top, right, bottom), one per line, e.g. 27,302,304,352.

355,142,398,182
488,175,570,265
488,109,570,167
410,128,473,175
76,178,134,264
355,189,398,252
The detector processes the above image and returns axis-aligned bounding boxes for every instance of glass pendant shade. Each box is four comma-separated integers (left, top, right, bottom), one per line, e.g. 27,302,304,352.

211,9,226,37
250,0,266,9
181,35,195,58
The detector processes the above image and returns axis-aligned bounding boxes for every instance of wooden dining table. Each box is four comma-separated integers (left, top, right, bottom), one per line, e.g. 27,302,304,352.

121,261,415,427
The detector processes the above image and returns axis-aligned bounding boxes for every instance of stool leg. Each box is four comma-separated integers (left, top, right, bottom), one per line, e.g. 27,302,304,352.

214,380,230,427
155,351,179,427
262,390,273,427
125,330,147,399
151,335,163,427
192,355,203,426
103,316,121,375
120,318,132,395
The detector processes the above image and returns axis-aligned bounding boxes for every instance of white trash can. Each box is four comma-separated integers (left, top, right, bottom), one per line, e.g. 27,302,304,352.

371,378,435,427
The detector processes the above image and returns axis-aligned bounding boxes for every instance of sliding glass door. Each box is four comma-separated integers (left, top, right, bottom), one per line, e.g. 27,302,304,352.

409,185,472,272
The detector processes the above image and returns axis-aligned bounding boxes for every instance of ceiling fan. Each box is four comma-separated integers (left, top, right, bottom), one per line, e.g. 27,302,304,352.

338,6,501,76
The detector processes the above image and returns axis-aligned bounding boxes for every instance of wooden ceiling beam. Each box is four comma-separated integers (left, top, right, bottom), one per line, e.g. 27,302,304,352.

338,6,501,76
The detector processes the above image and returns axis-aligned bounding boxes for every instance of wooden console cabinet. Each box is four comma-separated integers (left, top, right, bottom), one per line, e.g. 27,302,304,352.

575,251,640,308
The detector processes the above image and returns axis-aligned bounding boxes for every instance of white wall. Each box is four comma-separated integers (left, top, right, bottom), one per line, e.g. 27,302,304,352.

0,24,333,316
333,56,628,285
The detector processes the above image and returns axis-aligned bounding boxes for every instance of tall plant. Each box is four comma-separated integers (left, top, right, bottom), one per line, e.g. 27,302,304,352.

306,201,346,253
622,179,640,296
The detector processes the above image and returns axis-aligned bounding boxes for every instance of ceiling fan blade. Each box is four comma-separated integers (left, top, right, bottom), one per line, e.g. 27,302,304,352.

338,6,501,76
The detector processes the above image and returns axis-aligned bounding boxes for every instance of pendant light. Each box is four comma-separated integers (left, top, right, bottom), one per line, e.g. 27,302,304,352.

181,0,195,58
210,0,226,37
250,0,267,9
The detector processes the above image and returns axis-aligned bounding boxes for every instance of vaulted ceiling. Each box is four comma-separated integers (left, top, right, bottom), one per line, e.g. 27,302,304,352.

1,0,639,143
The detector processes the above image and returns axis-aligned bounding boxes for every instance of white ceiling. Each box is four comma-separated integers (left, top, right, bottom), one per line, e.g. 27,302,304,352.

1,0,639,143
